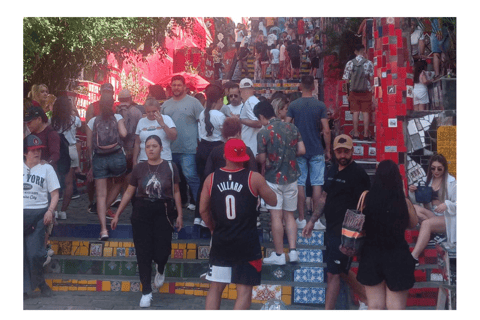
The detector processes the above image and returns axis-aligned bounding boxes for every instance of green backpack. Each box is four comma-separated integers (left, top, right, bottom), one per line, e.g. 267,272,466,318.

350,57,368,92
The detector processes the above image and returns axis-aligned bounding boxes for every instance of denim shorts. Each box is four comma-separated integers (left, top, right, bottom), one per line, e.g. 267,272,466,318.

92,149,127,179
430,30,450,53
297,154,325,186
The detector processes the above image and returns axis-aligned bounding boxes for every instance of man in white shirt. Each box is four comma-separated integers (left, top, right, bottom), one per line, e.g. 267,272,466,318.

279,41,286,79
238,78,262,156
269,45,280,80
226,83,243,116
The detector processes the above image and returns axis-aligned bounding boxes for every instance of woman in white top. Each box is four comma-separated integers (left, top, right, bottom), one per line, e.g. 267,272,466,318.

86,96,128,240
24,134,60,298
413,60,432,111
133,97,177,165
194,84,226,224
408,154,456,264
50,96,82,219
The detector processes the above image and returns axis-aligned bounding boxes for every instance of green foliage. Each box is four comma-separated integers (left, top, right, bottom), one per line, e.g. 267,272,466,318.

24,17,194,95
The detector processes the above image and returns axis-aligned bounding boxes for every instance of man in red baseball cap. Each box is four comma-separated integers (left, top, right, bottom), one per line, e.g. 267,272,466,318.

199,138,276,310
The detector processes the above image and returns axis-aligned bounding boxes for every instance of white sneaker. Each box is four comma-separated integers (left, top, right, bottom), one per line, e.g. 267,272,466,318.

288,250,299,263
263,252,286,265
154,265,165,288
359,301,368,310
139,292,153,308
313,220,326,230
56,211,67,220
257,217,261,227
193,217,202,225
200,220,207,228
295,218,306,229
187,204,196,211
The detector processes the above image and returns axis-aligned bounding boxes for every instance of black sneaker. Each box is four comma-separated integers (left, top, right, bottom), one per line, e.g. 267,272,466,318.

88,203,97,214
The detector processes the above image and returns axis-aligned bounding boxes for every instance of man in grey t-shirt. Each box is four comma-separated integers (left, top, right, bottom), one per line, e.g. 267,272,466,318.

161,75,204,223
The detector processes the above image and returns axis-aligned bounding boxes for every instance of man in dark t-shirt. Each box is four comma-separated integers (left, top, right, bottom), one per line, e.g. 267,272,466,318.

302,134,370,310
199,139,276,310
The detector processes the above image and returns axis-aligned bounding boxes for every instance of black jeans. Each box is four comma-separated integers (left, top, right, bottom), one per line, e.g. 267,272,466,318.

131,199,173,294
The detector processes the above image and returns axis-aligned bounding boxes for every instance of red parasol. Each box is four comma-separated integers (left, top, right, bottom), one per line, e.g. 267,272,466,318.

157,72,210,92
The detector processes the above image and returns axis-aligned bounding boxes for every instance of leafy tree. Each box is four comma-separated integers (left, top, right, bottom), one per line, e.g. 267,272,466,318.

24,17,194,95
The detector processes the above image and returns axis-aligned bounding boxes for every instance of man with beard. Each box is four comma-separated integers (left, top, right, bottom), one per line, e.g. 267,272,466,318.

161,75,204,222
302,134,370,310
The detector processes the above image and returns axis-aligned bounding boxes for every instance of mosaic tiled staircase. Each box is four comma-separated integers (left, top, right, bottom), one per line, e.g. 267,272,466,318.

45,218,442,309
237,54,312,81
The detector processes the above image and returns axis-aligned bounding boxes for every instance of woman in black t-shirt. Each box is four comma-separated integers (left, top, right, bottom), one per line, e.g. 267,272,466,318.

356,160,418,310
110,135,183,308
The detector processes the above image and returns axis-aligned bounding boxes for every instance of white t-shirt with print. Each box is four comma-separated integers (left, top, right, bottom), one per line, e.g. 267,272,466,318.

135,115,176,162
23,163,60,209
198,109,226,142
227,103,243,116
270,48,280,64
240,95,261,156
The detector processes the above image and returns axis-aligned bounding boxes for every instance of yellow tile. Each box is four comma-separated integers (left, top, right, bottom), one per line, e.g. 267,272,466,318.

72,241,80,247
178,243,187,249
87,280,96,285
72,246,79,255
104,241,110,247
125,248,129,256
159,283,169,293
45,279,53,288
121,281,130,292
172,243,178,249
110,242,119,248
68,286,77,291
79,247,89,256
282,286,291,295
185,289,194,295
87,287,96,292
228,289,237,300
187,250,196,259
103,247,113,257
183,250,187,259
59,286,68,292
185,282,194,288
194,283,201,287
171,250,175,257
221,287,228,299
200,283,210,288
187,243,197,250
53,279,61,284
51,244,59,255
194,290,203,296
113,248,117,256
102,281,111,291
281,294,292,305
72,280,78,284
77,287,87,291
228,284,236,289
175,289,185,295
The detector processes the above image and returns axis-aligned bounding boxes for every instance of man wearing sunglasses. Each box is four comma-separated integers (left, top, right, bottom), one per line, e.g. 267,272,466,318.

226,84,243,116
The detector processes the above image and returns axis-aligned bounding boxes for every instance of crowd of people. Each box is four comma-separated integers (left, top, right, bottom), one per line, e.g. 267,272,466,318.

24,72,455,308
215,17,324,82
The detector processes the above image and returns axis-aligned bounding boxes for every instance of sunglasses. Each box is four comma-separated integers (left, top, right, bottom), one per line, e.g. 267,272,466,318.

229,94,239,98
431,167,444,172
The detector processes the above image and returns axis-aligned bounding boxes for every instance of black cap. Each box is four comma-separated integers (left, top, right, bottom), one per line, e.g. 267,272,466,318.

24,106,47,123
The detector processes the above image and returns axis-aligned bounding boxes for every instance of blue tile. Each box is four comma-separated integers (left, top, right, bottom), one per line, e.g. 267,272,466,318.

298,249,309,262
293,287,309,304
311,287,326,304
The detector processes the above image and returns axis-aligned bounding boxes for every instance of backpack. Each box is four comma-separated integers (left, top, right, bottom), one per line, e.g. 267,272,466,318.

92,115,122,155
57,132,71,175
349,57,368,92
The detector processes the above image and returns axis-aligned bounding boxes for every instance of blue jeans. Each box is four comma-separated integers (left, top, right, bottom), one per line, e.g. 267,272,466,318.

172,153,200,202
297,154,325,187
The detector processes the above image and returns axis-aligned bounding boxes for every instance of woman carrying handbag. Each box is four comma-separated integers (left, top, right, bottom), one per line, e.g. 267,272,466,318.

356,160,418,310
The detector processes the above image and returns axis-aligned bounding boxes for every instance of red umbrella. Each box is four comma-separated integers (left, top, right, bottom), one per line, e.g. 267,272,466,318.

157,72,210,92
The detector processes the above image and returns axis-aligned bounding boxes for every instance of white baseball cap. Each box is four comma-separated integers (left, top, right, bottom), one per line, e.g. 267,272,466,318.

239,78,254,89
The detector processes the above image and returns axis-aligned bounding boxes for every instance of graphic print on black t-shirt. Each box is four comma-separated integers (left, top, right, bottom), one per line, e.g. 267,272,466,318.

144,173,163,199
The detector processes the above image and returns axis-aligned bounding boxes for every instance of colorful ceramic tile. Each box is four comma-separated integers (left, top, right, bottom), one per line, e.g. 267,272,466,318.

116,247,126,257
128,247,136,257
197,246,210,260
58,241,72,255
173,249,184,259
311,287,326,304
111,281,121,292
293,287,309,304
121,261,137,276
309,250,323,263
45,259,62,274
297,249,310,262
89,243,103,257
165,263,183,278
294,267,324,283
251,285,281,302
105,261,120,276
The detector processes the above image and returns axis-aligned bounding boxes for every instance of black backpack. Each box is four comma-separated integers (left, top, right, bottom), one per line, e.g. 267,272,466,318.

92,115,122,155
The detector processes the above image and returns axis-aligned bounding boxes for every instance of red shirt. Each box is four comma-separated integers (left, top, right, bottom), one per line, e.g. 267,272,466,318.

297,19,305,35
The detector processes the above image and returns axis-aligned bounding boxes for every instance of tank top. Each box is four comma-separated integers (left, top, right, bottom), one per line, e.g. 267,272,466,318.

209,168,261,262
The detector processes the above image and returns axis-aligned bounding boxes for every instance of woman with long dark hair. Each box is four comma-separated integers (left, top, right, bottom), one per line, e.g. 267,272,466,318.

86,95,127,240
356,160,418,309
193,84,226,226
110,135,183,308
409,154,456,260
50,96,82,219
